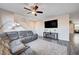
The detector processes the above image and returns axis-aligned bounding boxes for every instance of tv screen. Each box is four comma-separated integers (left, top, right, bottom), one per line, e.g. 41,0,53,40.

45,20,58,28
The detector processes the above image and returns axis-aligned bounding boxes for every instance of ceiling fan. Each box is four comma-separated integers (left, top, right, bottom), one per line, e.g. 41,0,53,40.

24,4,43,16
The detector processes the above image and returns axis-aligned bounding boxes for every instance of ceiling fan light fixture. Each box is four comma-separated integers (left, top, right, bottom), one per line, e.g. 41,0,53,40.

32,11,36,15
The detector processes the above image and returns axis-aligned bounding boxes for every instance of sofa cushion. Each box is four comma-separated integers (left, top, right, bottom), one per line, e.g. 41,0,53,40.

26,31,33,36
21,34,38,44
7,31,19,41
18,31,33,38
10,39,26,54
21,36,32,44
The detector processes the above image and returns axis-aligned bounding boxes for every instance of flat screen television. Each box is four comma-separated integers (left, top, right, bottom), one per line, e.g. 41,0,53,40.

45,20,58,28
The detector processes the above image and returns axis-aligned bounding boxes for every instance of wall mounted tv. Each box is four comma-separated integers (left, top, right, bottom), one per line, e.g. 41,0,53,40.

45,20,58,28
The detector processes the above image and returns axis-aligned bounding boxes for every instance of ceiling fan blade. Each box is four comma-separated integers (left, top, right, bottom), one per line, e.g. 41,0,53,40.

35,5,38,10
24,7,31,11
27,12,31,14
37,11,43,13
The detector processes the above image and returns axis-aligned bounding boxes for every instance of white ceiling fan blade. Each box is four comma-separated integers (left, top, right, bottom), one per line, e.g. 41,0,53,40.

27,12,31,14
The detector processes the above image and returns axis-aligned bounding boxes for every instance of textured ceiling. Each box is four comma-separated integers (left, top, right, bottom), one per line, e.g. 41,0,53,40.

0,3,79,20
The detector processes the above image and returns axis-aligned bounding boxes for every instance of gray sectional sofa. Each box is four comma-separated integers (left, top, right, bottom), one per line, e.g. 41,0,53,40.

0,31,38,55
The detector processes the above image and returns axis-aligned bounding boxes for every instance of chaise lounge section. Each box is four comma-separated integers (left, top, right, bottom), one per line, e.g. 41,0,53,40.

0,31,38,55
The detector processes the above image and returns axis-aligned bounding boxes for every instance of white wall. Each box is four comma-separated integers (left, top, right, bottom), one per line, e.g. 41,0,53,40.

34,21,44,36
45,15,69,41
14,14,36,31
1,13,14,32
75,24,79,30
0,9,25,32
